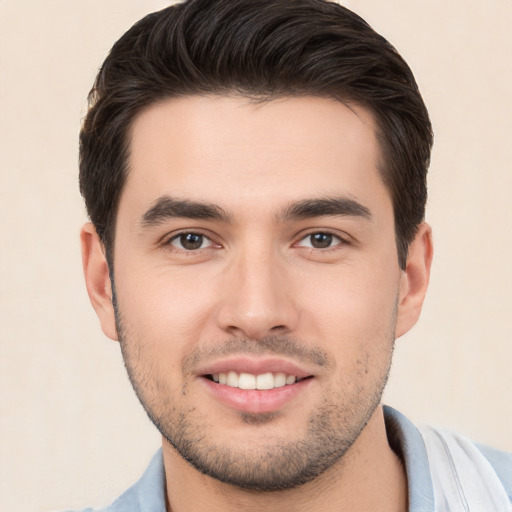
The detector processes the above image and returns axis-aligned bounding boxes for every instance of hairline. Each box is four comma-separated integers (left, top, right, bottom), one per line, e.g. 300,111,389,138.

103,91,403,268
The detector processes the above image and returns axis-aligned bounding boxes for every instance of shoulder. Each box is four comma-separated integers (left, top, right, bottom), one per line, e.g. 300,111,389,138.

57,488,142,512
475,442,512,502
58,449,166,512
420,425,512,508
383,406,512,511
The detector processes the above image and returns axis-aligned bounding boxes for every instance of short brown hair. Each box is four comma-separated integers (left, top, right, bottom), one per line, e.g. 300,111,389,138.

80,0,433,268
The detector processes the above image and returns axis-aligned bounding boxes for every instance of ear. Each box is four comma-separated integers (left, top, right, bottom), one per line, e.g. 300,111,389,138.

395,222,433,339
80,223,118,341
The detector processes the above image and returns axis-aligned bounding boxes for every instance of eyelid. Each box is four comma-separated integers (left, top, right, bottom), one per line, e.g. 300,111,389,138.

162,229,222,251
294,229,352,250
171,234,211,250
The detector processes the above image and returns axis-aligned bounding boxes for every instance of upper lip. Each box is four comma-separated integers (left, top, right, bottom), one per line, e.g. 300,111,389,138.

195,357,314,379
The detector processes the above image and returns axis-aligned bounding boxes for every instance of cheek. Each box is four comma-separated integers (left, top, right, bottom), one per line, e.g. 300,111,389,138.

114,262,221,345
295,260,399,379
298,260,400,333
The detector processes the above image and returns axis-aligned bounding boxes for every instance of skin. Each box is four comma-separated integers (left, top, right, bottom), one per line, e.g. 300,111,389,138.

81,95,432,512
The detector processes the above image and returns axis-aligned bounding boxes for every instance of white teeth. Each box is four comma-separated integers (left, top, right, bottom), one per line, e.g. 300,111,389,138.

239,373,256,389
227,371,239,387
212,371,299,389
274,372,287,388
255,372,274,390
286,375,296,385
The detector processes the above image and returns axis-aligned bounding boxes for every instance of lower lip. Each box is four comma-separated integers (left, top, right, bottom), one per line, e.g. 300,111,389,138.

201,377,312,414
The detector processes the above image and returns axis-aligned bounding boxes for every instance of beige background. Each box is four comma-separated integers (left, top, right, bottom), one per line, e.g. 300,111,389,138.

1,1,511,511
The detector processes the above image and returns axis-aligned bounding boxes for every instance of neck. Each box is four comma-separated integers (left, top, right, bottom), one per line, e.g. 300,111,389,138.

162,405,407,512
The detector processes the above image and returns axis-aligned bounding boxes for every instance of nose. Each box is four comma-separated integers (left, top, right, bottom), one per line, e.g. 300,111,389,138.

216,246,300,340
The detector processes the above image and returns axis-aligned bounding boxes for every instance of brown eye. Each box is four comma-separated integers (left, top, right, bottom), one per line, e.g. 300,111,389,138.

310,233,333,248
170,233,210,250
297,232,342,249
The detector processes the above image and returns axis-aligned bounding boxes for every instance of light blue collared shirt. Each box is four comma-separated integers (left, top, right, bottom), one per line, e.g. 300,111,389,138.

65,406,512,512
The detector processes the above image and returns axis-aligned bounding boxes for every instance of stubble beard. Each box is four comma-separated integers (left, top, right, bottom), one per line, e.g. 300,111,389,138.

113,293,395,492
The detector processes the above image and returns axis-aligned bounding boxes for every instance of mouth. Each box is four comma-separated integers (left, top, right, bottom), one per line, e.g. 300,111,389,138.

205,371,310,390
198,359,315,414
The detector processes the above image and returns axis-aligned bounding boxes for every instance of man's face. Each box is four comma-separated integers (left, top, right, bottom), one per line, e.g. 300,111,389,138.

97,95,420,490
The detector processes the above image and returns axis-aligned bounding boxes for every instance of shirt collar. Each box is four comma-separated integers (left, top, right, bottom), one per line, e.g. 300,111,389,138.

133,406,435,512
384,405,435,512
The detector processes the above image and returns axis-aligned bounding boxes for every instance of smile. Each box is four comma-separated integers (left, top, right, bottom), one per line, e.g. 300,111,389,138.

200,360,314,414
210,371,299,390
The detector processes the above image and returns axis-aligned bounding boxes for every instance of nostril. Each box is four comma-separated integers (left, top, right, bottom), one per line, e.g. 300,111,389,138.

217,299,300,340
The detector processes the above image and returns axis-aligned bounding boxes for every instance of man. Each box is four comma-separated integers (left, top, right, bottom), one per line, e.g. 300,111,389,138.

73,0,512,511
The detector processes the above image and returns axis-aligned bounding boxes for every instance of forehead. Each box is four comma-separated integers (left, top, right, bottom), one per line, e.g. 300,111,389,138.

122,95,389,218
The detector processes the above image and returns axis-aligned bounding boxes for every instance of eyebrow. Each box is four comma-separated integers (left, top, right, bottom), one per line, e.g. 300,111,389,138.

140,196,231,226
280,197,372,222
140,195,372,228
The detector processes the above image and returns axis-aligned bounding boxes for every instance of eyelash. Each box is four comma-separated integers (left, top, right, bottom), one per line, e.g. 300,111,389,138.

166,231,218,252
164,230,349,253
295,231,346,250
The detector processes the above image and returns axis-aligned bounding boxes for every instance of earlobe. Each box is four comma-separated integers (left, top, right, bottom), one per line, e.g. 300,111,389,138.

80,223,118,341
395,222,433,339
